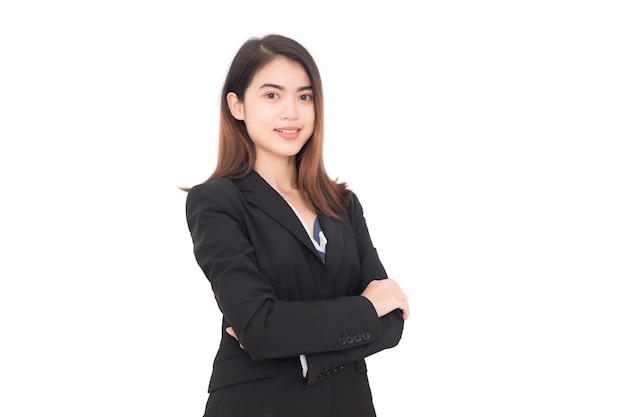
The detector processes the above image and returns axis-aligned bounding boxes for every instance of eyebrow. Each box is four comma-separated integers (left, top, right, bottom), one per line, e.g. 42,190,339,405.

259,83,313,92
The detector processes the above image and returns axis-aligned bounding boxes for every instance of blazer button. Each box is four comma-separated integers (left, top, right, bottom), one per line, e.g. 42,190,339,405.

354,334,362,343
318,372,325,380
362,332,371,341
345,335,354,344
337,337,346,346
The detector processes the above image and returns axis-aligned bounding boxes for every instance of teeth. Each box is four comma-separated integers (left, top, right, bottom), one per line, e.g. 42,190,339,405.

277,129,297,133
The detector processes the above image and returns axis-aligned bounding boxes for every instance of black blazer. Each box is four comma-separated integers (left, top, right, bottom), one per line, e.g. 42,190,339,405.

186,170,404,392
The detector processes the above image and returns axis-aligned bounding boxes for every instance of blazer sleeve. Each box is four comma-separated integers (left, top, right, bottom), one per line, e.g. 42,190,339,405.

303,193,405,386
186,182,386,362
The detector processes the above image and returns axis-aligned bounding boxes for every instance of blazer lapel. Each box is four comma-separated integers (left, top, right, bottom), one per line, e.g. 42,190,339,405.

235,171,322,261
318,212,344,276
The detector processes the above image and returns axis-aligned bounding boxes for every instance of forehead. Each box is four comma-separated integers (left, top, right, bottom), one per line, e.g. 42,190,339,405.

250,56,311,88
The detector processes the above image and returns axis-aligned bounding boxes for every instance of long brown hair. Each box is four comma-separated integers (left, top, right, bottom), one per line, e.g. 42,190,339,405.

187,34,351,218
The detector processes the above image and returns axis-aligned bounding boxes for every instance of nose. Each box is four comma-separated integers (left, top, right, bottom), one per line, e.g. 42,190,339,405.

281,98,299,120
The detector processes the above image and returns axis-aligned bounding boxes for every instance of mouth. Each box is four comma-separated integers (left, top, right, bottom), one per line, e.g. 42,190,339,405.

274,127,302,140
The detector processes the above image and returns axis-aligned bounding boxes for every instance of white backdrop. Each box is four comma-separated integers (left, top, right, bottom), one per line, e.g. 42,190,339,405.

1,1,625,416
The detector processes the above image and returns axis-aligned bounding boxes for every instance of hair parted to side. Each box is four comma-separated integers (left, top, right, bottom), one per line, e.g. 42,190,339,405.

187,34,351,218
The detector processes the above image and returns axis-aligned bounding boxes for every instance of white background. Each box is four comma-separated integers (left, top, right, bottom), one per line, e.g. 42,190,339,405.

1,1,625,416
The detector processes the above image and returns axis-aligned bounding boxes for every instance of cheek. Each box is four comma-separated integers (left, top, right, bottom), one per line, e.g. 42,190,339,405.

243,107,275,142
243,100,272,122
302,105,315,123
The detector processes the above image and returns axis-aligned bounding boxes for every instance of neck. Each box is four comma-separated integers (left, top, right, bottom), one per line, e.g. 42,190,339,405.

254,154,298,191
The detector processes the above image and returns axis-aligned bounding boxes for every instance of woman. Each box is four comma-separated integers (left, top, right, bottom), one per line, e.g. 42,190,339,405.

185,34,409,417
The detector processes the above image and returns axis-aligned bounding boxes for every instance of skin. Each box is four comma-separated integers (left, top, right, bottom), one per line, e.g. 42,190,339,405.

227,56,317,233
225,57,409,347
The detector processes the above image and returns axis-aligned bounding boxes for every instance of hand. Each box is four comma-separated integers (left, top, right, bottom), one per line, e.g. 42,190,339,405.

361,278,410,320
225,327,245,350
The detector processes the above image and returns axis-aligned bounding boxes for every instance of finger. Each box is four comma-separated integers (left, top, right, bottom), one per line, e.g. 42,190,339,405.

402,294,409,320
225,327,238,340
403,297,410,320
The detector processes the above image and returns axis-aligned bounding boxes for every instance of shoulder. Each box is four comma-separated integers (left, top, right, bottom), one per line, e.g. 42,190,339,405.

342,191,366,228
186,178,241,213
346,191,364,213
188,178,237,198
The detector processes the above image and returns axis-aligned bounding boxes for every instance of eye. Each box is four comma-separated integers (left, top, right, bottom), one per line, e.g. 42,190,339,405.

299,94,313,101
265,92,277,99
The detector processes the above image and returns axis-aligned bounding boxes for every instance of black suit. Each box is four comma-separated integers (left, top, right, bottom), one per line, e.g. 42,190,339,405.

186,170,404,417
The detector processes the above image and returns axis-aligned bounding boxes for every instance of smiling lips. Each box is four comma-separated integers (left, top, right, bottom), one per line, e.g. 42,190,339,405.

274,127,301,140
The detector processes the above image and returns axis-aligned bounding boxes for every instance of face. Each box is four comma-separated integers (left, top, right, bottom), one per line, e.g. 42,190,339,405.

227,56,315,164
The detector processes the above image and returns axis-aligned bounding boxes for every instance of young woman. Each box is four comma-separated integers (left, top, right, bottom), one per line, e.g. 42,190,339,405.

185,34,409,417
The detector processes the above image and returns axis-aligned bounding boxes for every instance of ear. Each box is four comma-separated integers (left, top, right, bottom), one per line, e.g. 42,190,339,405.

226,92,245,120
